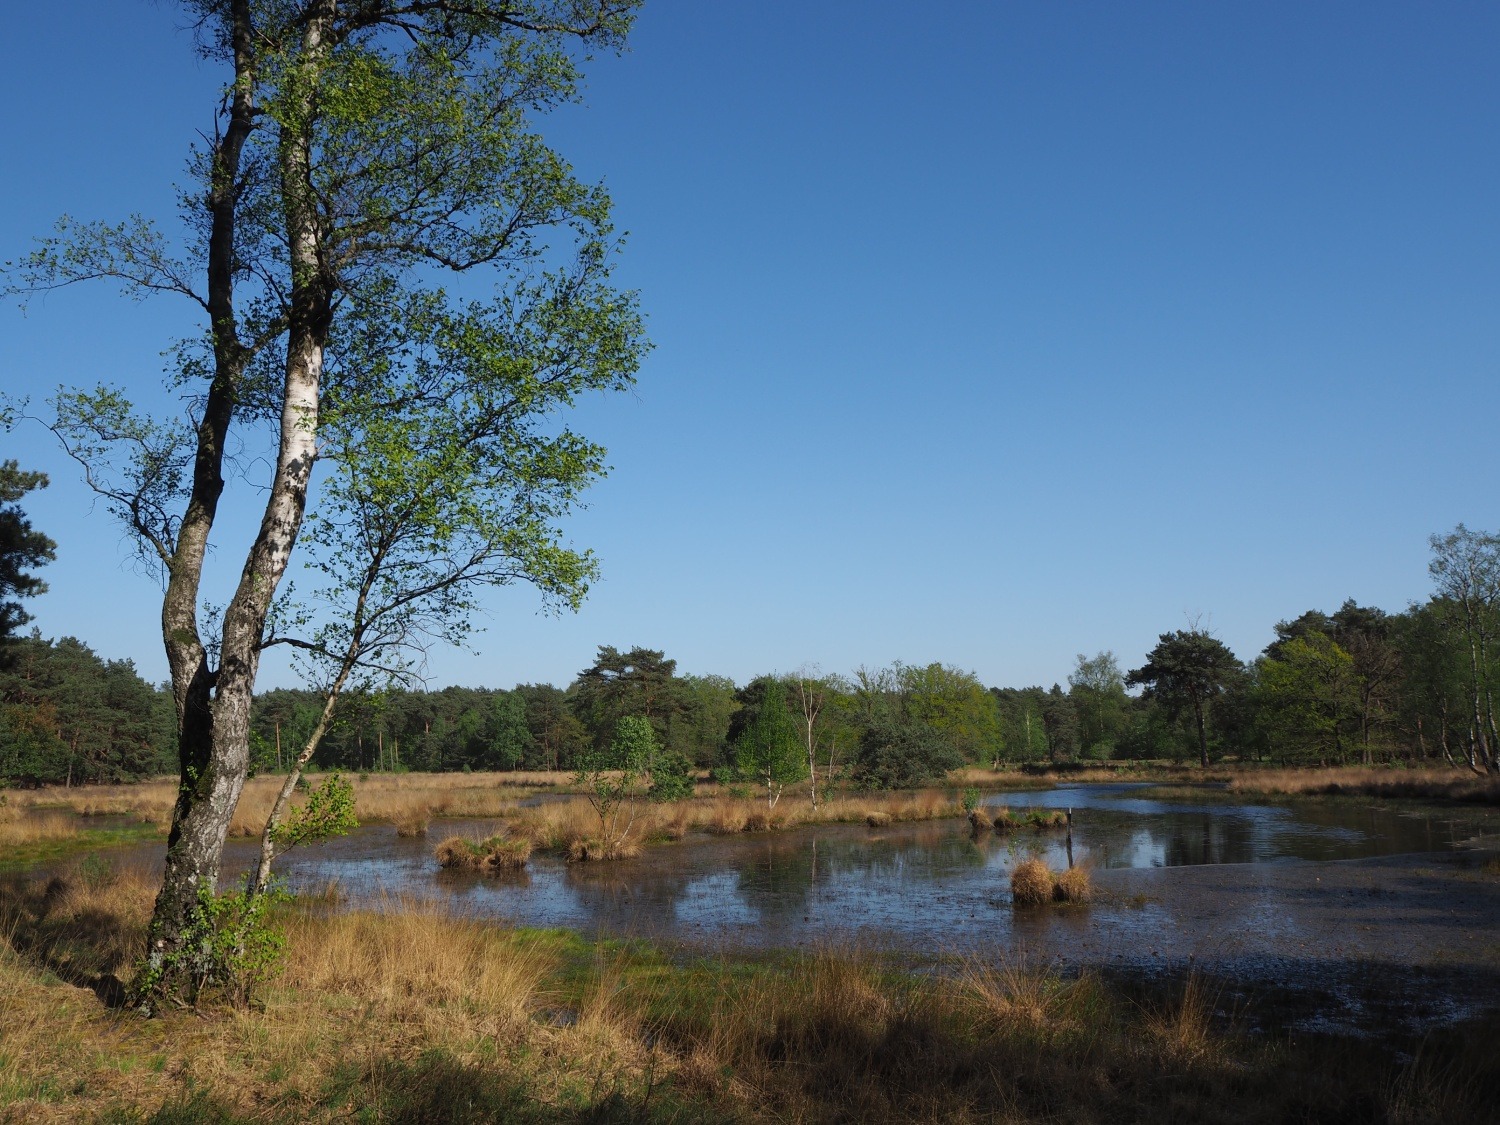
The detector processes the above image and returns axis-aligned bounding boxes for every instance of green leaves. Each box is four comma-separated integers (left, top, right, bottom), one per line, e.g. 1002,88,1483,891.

733,679,807,801
271,773,358,851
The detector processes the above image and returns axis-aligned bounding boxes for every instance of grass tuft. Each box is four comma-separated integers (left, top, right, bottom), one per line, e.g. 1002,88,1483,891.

433,833,531,873
1052,864,1092,904
1010,858,1054,907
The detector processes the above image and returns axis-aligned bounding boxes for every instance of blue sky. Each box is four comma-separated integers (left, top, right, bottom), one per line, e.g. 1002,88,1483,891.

2,1,1497,692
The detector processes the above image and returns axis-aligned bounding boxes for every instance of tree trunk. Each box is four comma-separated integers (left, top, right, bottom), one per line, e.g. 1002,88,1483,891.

140,1,334,1009
139,0,257,1003
1193,697,1209,768
249,685,340,898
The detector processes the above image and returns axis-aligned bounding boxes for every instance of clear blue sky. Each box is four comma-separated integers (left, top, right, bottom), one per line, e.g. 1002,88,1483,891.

2,1,1497,692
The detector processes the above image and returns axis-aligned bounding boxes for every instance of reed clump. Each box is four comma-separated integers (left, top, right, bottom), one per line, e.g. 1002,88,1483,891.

1010,857,1054,907
564,836,640,862
1052,864,1092,903
393,807,431,837
434,833,533,873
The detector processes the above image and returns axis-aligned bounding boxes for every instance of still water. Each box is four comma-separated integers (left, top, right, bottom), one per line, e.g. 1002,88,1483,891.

210,784,1478,955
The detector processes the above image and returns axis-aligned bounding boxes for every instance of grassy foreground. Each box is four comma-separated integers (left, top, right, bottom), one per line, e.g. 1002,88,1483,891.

2,860,1497,1124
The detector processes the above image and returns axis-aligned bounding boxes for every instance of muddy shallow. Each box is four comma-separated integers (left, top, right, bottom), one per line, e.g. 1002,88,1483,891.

84,784,1500,1033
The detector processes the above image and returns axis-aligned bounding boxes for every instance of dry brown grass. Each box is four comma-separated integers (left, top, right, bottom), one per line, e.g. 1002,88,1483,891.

565,836,640,863
433,833,533,872
1222,765,1500,803
393,807,431,837
2,778,178,824
1052,864,1092,904
0,858,156,985
1010,858,1054,907
0,807,82,847
960,953,1090,1033
704,799,747,835
865,810,893,827
1142,973,1220,1067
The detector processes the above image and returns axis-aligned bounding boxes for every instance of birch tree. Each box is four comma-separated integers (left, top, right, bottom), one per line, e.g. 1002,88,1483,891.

6,0,640,1008
1428,525,1500,773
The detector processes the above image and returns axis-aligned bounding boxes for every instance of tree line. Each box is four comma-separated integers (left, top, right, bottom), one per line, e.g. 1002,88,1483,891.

5,525,1500,787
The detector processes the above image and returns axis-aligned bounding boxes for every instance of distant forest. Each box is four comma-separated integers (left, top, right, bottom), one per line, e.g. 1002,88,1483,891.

3,526,1499,787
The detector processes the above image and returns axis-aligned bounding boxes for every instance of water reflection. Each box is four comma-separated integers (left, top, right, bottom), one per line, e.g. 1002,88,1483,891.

198,784,1480,953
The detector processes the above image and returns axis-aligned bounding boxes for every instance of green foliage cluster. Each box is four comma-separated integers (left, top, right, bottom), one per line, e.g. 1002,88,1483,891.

271,774,357,852
0,460,55,646
132,882,289,1013
0,634,174,786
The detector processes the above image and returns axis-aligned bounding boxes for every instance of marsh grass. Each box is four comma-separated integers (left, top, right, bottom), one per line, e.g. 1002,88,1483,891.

0,808,81,848
1010,858,1054,907
1052,864,1092,904
0,869,1497,1122
392,808,431,837
433,833,533,873
1221,766,1500,803
1141,972,1222,1067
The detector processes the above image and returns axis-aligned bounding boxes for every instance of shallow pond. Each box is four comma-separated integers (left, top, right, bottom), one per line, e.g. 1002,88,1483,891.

54,784,1500,1031
189,783,1485,954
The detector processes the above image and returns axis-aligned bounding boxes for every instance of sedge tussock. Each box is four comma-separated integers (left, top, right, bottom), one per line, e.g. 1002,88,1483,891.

960,954,1073,1032
1010,858,1054,907
1142,973,1221,1068
1052,864,1093,904
282,901,549,1030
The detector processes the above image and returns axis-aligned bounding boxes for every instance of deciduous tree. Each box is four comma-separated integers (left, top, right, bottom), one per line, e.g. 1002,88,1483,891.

7,0,640,1005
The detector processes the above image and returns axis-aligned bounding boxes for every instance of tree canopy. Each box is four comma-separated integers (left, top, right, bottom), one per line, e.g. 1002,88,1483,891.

1127,631,1242,767
0,461,56,649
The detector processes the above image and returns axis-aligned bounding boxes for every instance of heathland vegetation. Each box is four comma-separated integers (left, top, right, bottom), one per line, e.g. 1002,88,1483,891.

2,855,1497,1123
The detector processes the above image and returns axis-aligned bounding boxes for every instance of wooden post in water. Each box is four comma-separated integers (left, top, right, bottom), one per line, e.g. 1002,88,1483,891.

1066,807,1074,869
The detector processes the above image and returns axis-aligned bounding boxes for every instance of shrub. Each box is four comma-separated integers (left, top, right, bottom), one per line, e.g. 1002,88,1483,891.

131,881,288,1011
647,750,694,803
851,719,963,789
1010,858,1053,907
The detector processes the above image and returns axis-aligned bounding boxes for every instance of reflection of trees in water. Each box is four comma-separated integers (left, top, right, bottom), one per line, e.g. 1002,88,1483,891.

564,860,698,919
731,828,986,921
434,866,531,893
1160,813,1257,866
734,837,821,918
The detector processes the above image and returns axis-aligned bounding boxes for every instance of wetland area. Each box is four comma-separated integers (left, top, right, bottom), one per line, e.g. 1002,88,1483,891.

67,781,1500,1038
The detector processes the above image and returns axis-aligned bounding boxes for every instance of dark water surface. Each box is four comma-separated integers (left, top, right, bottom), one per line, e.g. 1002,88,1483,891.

200,783,1484,953
75,783,1500,1032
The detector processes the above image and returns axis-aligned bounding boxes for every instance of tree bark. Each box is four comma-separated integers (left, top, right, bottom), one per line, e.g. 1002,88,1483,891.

141,0,335,1006
142,0,258,996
